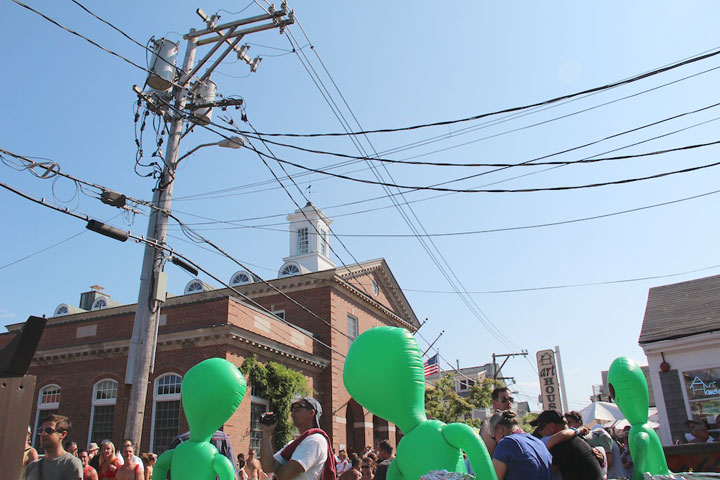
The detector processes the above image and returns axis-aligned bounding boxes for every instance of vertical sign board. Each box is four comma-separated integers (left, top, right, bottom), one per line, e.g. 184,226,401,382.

537,349,561,411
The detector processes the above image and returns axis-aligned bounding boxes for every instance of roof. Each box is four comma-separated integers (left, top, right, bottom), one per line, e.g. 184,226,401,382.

639,273,720,344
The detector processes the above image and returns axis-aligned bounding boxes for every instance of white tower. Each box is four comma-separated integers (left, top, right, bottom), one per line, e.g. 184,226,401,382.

279,202,335,277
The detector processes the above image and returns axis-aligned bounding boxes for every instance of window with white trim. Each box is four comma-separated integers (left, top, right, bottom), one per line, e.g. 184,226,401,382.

34,385,60,451
272,310,285,321
347,314,359,349
279,263,300,277
457,378,476,392
319,229,328,256
89,379,117,446
151,373,182,454
296,228,309,255
250,389,269,451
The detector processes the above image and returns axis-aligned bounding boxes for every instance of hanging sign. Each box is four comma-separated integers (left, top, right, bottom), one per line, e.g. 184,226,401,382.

537,349,561,411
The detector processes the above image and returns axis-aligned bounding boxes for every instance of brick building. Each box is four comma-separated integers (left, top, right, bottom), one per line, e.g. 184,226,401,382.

1,203,420,456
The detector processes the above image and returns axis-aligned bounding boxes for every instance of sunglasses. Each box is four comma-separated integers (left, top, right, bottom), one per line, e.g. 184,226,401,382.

39,427,65,435
291,404,312,411
361,466,371,470
500,397,514,403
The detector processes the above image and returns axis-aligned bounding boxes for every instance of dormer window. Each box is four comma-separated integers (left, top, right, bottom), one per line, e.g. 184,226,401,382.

296,228,309,255
279,263,301,277
185,280,204,294
230,272,251,286
92,298,107,310
55,305,68,316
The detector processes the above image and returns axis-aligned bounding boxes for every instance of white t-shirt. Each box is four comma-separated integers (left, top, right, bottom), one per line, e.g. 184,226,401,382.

274,433,328,480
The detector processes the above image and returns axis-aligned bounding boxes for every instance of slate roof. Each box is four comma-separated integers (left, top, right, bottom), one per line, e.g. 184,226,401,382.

639,273,720,344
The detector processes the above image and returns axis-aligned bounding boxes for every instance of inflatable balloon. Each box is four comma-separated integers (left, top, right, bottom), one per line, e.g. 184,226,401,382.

608,357,670,480
343,326,496,480
154,358,247,480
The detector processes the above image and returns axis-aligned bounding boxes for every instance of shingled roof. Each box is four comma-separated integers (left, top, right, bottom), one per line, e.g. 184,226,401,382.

639,273,720,344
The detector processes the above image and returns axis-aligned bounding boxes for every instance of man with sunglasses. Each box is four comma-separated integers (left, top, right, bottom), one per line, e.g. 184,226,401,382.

25,414,83,480
260,397,336,480
479,387,516,458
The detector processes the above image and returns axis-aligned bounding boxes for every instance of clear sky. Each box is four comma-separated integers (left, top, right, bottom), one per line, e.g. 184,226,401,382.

3,1,720,413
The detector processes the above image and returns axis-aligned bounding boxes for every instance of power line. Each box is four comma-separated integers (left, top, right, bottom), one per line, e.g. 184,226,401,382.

231,47,720,137
244,142,720,194
234,101,720,168
282,19,521,352
0,179,347,358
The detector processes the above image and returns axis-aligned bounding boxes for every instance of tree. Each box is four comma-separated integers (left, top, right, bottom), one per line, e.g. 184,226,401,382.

425,374,501,428
240,356,309,449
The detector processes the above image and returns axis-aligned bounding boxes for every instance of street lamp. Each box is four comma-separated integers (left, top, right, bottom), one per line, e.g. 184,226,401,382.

176,135,245,165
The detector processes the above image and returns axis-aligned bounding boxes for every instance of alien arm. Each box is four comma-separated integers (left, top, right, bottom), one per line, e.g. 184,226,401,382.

386,458,405,480
153,449,173,480
441,423,498,480
213,453,237,480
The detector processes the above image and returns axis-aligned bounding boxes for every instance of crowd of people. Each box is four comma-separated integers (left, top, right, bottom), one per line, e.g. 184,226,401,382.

22,389,717,480
476,387,640,480
22,414,157,480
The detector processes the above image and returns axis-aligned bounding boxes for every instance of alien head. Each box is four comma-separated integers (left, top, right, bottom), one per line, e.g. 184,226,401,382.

608,356,648,424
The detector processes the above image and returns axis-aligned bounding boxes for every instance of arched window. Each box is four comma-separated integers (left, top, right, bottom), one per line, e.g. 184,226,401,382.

279,263,301,278
92,297,107,310
34,385,60,450
230,271,251,286
151,373,182,454
54,305,69,316
186,280,204,294
88,379,117,446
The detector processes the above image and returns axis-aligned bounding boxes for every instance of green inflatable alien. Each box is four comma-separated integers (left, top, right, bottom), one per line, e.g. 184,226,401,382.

608,357,670,480
154,358,247,480
343,326,496,480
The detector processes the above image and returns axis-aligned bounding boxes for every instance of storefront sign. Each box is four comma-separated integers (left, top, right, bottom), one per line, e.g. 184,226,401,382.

683,367,720,423
537,349,561,411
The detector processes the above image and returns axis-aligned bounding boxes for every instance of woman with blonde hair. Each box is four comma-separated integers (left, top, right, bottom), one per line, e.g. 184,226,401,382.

98,440,121,478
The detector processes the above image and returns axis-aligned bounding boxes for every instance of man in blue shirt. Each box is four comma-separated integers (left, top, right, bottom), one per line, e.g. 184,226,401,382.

489,411,552,480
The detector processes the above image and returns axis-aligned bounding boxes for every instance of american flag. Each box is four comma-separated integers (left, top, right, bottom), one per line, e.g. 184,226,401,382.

424,354,439,376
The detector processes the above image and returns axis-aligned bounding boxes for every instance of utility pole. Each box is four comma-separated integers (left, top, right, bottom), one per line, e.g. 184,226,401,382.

123,5,294,447
492,350,528,381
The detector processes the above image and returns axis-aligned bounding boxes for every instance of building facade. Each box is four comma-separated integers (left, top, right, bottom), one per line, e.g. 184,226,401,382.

639,274,720,445
1,204,420,456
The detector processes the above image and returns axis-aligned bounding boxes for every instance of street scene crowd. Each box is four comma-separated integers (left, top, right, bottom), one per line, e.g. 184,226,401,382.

20,387,719,480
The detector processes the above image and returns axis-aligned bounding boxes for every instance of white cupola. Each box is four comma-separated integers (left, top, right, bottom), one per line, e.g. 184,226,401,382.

279,202,335,277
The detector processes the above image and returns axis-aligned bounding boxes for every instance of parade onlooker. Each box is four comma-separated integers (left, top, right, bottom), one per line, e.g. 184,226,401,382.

686,420,715,443
79,449,99,480
237,453,248,480
372,441,394,480
488,411,551,480
116,443,143,480
24,414,84,480
359,459,375,480
97,440,121,479
530,410,603,480
564,411,612,477
246,449,266,480
23,425,39,479
338,455,361,480
88,443,100,461
492,388,514,412
335,450,350,475
66,442,79,457
116,440,144,473
260,397,336,480
360,446,373,459
140,453,156,480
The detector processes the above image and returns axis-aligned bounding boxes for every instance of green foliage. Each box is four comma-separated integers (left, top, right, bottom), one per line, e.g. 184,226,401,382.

425,375,501,426
240,356,308,450
520,412,539,433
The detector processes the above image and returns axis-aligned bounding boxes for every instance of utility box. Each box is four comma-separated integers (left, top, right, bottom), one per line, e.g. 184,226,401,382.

147,38,178,91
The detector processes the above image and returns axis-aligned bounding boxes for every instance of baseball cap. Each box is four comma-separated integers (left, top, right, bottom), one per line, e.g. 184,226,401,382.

293,397,322,428
529,410,565,427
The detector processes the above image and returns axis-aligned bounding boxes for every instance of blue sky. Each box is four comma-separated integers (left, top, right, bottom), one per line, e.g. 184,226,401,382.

3,1,720,412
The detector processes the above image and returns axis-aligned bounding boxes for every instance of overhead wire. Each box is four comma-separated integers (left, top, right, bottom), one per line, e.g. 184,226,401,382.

232,45,720,137
281,19,522,352
0,179,347,359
